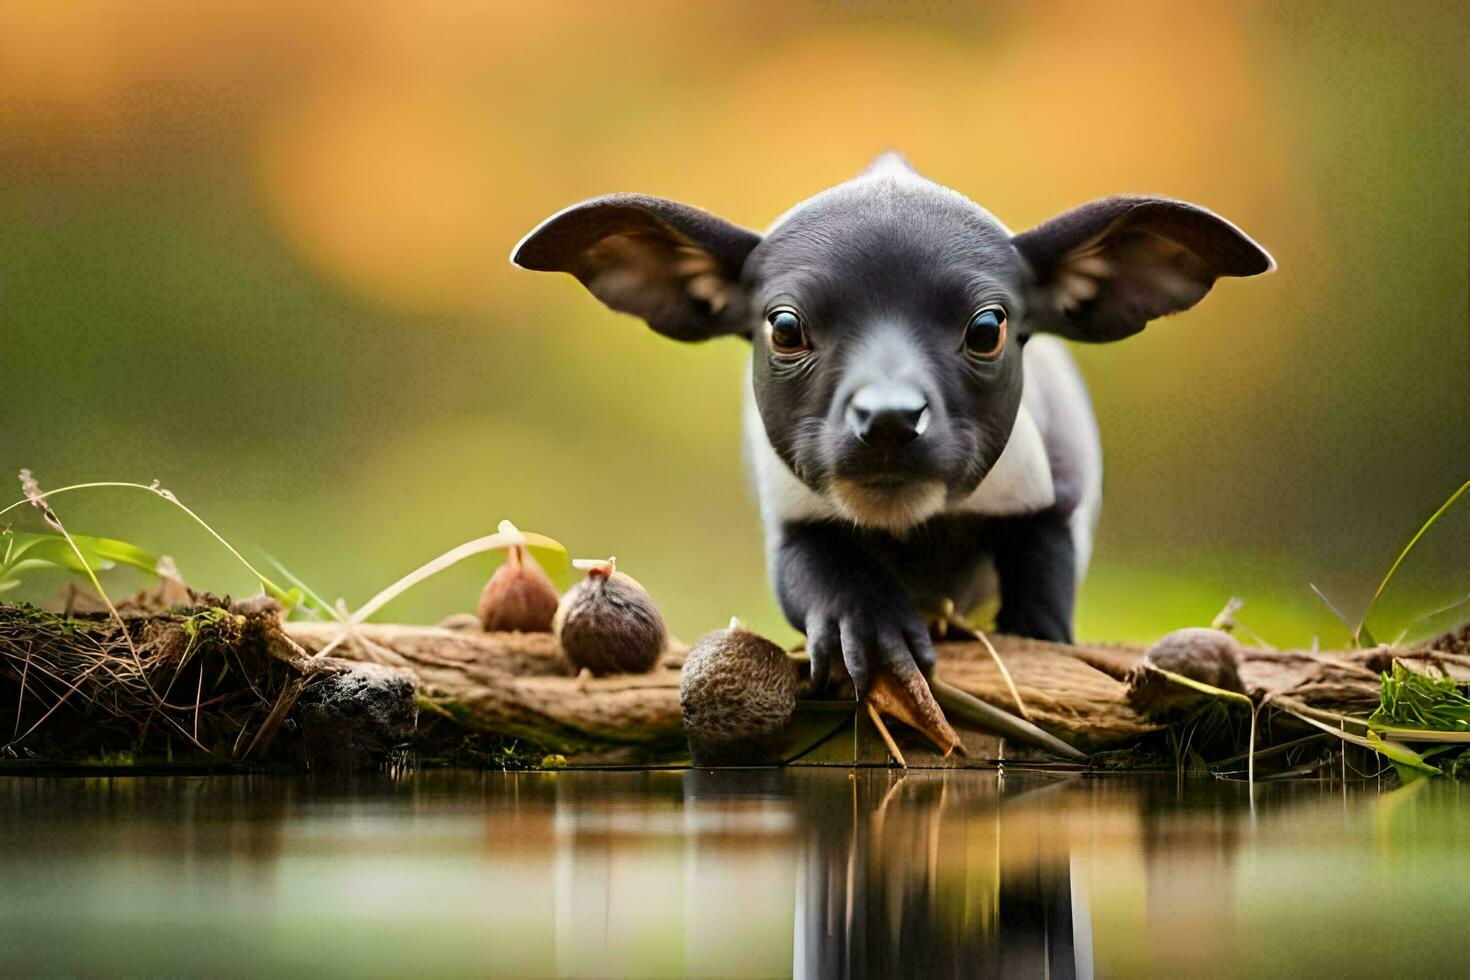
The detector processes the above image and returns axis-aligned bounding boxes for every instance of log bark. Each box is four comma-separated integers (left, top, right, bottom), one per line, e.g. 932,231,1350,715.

282,622,1435,762
8,597,1463,770
283,621,1470,765
285,622,688,757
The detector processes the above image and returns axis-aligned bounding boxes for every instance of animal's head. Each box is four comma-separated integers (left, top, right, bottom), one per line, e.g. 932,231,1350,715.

513,153,1272,530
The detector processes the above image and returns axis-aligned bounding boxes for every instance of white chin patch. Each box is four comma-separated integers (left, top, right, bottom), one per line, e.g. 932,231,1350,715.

831,479,947,532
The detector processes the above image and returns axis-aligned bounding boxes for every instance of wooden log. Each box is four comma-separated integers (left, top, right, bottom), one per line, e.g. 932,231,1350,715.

285,622,688,756
282,624,1164,760
9,600,1462,769
285,622,1468,765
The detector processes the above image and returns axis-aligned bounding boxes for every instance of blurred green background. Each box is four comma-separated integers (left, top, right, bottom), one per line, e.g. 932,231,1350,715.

1,0,1465,647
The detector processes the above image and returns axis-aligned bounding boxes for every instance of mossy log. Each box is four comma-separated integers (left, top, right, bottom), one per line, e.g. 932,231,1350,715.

283,621,1470,765
6,597,1466,770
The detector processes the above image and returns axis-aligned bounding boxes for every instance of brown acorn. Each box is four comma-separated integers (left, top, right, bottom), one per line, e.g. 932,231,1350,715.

680,619,798,766
1144,627,1246,694
553,557,666,675
477,541,559,632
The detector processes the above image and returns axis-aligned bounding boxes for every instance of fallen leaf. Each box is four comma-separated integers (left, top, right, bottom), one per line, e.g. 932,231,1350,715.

867,667,964,757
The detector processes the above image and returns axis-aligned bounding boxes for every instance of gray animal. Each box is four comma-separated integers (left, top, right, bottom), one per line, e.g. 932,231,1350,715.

513,153,1272,695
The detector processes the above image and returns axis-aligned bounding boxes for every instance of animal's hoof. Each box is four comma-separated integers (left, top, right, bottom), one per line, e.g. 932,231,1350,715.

805,605,935,698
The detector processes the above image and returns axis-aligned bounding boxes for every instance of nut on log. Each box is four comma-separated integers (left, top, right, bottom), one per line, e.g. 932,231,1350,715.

680,623,798,766
477,544,559,633
1144,627,1246,694
554,559,666,675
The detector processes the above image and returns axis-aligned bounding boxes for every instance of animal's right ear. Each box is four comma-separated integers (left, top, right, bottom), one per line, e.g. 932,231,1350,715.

512,194,761,343
1012,196,1274,343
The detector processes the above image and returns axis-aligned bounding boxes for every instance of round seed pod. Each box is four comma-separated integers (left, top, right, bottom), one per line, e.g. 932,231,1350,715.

477,544,559,633
680,621,798,766
553,559,666,675
1144,627,1246,693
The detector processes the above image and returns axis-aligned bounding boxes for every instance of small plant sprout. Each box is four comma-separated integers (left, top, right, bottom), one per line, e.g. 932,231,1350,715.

0,530,162,591
7,472,162,712
312,521,569,659
926,596,1028,720
972,627,1030,721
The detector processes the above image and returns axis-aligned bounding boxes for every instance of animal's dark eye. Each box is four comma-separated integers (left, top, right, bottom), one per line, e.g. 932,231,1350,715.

964,306,1007,360
766,307,808,354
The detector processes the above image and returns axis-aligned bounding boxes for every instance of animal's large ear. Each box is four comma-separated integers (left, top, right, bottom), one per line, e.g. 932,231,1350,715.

512,194,761,342
1011,196,1274,342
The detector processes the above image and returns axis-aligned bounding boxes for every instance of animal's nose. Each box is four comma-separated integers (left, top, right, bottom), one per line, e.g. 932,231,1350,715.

846,383,929,448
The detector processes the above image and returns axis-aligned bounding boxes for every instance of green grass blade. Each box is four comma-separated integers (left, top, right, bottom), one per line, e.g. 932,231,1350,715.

79,535,161,573
2,479,292,602
1393,591,1470,644
1153,668,1255,708
263,583,304,609
1368,725,1470,743
261,552,342,621
1370,660,1470,733
930,677,1089,762
1,531,159,577
1359,479,1470,645
1308,582,1358,644
1275,699,1440,774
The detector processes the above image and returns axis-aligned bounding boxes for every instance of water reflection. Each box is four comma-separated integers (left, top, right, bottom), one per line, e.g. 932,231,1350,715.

0,769,1465,977
692,771,1086,978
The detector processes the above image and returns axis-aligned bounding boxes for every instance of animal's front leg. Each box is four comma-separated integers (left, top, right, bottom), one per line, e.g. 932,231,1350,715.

773,521,936,696
990,510,1077,643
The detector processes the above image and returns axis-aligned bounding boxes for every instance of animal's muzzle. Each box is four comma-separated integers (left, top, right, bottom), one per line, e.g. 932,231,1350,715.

845,382,929,449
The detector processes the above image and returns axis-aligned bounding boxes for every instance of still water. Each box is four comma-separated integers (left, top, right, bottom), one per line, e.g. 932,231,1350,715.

0,768,1464,978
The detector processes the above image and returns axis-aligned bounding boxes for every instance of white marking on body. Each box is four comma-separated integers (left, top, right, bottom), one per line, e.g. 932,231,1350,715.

1020,337,1103,582
742,366,836,533
952,404,1056,516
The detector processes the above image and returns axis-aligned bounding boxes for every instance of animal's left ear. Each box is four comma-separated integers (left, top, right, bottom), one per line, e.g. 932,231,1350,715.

512,194,761,343
1011,196,1274,342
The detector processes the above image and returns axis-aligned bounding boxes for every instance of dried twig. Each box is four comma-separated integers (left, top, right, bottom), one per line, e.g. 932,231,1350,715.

865,701,907,769
974,627,1030,721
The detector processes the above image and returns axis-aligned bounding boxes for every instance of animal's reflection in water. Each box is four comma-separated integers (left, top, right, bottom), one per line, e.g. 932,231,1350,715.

4,768,1437,976
684,769,1087,979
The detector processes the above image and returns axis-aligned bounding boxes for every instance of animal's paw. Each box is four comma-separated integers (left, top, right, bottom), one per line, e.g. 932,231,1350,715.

804,600,936,698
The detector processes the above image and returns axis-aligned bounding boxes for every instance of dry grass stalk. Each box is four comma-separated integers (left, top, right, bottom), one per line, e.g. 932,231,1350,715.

865,701,908,768
974,627,1031,721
